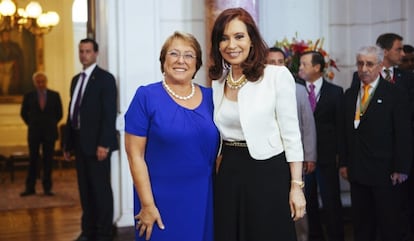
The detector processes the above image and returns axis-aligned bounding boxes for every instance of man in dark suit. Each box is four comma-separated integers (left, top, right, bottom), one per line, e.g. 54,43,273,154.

340,45,412,241
375,33,414,240
298,51,345,241
64,38,118,241
20,72,63,196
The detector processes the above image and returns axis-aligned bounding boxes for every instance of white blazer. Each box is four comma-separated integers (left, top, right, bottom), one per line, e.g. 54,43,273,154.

212,65,304,162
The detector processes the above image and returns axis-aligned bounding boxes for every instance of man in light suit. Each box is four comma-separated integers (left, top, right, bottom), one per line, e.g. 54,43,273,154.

340,45,412,241
298,51,345,241
64,38,118,241
20,72,62,196
267,47,317,241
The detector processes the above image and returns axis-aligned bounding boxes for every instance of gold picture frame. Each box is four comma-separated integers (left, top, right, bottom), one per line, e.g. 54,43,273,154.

0,29,38,104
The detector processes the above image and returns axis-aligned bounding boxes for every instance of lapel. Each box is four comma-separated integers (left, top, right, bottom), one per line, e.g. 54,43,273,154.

359,78,387,123
313,79,326,114
71,73,81,94
42,90,49,111
212,77,226,118
212,68,229,117
34,89,47,111
393,68,404,83
345,84,359,129
347,84,359,114
82,66,98,100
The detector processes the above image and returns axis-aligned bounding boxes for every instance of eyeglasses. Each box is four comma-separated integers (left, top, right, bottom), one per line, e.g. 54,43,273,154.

167,51,196,62
356,61,379,68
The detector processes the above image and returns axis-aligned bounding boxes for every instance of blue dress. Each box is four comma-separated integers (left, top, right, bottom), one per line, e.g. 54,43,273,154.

124,82,219,241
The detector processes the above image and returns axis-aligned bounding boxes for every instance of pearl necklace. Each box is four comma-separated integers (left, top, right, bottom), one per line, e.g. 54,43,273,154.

162,79,195,100
226,69,247,89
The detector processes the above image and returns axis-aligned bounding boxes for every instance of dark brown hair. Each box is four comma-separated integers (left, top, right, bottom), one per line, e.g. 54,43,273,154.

80,38,99,52
208,8,268,82
376,33,403,50
159,31,203,79
301,51,325,73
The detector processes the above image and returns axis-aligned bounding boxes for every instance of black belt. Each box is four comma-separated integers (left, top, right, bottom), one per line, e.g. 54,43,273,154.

223,141,247,147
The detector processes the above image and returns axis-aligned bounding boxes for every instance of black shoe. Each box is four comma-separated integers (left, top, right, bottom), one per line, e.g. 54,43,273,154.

74,235,89,241
44,191,55,196
20,190,35,197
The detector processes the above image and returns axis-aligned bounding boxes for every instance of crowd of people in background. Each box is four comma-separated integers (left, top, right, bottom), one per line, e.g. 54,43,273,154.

16,6,414,241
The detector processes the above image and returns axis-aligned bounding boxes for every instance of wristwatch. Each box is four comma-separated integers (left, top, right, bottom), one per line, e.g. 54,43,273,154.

291,180,305,188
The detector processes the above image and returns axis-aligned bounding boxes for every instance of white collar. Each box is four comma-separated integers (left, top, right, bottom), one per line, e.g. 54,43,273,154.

360,75,380,90
82,63,97,77
382,66,394,74
306,76,323,90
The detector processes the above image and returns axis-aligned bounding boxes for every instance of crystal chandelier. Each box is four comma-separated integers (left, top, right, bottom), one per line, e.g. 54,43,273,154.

0,0,59,35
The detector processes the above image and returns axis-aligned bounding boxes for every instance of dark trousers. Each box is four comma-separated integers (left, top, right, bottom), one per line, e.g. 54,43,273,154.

407,167,414,240
350,181,406,241
74,133,114,241
26,135,55,192
214,146,296,241
305,163,344,241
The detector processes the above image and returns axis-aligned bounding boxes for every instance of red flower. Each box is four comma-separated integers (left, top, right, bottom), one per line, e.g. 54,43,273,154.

274,36,340,80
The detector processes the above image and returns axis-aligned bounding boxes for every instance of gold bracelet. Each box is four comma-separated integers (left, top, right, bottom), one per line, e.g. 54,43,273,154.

291,180,305,188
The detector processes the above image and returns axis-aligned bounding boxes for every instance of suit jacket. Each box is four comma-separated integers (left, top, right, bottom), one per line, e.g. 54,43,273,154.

213,65,303,161
298,78,344,165
351,68,413,91
343,77,412,186
64,66,118,155
351,69,414,113
20,89,63,141
352,69,414,143
296,83,317,162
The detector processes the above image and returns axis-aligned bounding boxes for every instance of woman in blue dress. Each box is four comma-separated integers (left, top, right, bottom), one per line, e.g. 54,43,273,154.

124,31,219,241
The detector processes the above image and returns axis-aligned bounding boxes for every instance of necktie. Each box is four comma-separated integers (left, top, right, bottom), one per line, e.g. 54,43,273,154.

38,91,46,110
384,68,392,82
308,83,317,112
71,72,86,129
361,84,371,106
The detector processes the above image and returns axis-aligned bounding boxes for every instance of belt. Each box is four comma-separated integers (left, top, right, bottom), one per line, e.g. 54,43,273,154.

223,141,247,147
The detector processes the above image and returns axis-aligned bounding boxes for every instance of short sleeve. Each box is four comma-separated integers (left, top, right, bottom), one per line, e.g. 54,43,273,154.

124,86,151,137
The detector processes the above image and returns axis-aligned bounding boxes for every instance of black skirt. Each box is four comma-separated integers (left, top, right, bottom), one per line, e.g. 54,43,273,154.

214,144,297,241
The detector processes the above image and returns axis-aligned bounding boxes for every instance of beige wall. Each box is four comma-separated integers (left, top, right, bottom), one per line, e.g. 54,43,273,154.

0,0,75,147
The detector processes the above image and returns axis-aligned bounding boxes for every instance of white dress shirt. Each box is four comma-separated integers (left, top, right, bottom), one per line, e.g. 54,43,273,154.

70,63,97,120
305,77,323,102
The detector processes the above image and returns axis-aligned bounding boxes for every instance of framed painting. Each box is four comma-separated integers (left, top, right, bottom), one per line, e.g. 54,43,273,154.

0,29,37,103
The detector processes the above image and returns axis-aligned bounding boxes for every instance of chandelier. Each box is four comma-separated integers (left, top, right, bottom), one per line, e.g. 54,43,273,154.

0,0,59,35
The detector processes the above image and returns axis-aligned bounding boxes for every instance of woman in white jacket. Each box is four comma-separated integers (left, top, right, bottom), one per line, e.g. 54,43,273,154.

209,8,306,241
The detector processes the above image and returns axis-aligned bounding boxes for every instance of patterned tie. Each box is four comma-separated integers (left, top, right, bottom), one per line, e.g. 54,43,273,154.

71,72,86,129
38,91,46,110
308,83,317,112
384,68,392,82
361,84,371,106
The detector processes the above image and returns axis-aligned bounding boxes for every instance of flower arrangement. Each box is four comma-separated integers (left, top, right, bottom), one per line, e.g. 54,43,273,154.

274,35,339,80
